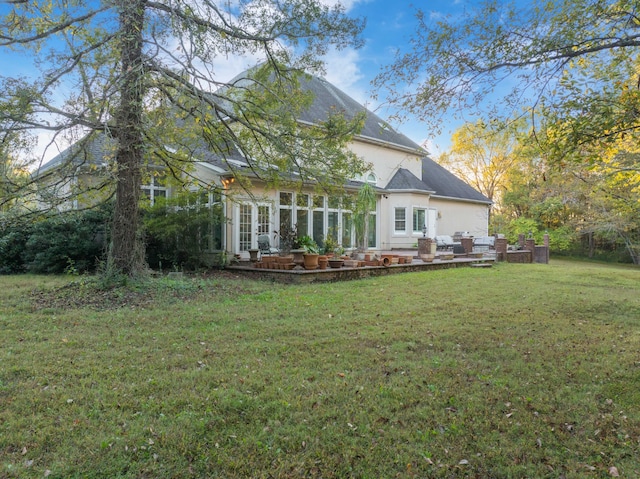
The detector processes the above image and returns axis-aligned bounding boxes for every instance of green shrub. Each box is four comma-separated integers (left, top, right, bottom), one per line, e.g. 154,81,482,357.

20,205,111,274
556,230,636,263
545,225,576,252
0,220,33,274
503,217,539,244
501,218,575,252
143,191,224,271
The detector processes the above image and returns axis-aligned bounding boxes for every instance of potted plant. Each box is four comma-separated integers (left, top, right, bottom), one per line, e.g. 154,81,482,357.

298,235,320,270
277,223,307,267
248,248,260,262
317,255,329,270
274,223,299,258
321,232,345,268
328,257,344,268
322,233,339,257
328,244,345,268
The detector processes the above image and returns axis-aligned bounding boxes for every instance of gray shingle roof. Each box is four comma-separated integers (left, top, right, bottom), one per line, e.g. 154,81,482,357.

296,75,422,152
382,160,491,205
421,156,492,204
386,168,434,192
37,69,424,175
35,133,117,176
35,68,488,207
222,68,424,153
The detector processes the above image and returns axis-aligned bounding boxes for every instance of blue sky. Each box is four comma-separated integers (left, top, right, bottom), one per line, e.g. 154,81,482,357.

324,0,467,155
339,0,542,156
1,0,469,161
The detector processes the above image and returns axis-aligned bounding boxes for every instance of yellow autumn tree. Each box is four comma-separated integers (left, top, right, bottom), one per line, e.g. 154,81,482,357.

438,119,527,213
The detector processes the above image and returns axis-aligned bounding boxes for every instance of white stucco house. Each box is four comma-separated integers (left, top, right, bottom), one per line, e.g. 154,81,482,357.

34,70,491,259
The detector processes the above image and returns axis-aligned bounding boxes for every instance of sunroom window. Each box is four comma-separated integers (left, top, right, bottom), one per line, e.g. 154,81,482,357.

141,176,167,206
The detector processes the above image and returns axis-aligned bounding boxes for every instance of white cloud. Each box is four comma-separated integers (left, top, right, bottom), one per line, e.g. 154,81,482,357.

206,45,370,102
318,0,369,12
322,47,368,102
206,53,264,83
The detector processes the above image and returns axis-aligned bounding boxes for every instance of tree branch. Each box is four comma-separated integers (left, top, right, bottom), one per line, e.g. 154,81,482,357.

0,6,110,46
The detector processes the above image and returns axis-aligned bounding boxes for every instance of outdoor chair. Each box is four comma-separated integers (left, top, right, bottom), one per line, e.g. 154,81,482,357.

435,235,459,251
473,236,495,252
258,234,279,257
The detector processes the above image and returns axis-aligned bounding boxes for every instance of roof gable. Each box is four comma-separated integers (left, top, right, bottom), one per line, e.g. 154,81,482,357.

386,168,434,192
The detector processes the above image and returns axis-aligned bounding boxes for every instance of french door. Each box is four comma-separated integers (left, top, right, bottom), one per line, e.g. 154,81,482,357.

237,203,272,252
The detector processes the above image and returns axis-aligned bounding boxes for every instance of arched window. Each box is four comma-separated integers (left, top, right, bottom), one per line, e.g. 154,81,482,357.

365,172,377,186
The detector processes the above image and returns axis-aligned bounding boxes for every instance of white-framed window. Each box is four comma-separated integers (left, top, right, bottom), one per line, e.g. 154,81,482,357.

342,211,353,248
411,207,437,237
277,192,294,250
413,207,426,234
239,204,253,251
141,176,168,206
312,195,325,245
367,209,377,248
257,205,271,236
275,192,361,250
327,195,340,244
296,193,310,237
279,192,293,236
394,207,407,234
365,172,377,186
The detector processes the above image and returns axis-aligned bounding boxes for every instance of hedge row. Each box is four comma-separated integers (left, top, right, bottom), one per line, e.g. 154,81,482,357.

0,205,111,274
1,197,223,274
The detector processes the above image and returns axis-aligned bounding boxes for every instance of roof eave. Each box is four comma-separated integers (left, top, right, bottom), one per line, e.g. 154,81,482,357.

430,194,493,205
356,134,426,155
196,161,228,174
296,119,425,156
383,188,435,195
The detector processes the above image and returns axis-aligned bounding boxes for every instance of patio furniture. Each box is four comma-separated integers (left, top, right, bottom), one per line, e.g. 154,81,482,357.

258,234,279,257
435,235,460,251
453,231,470,242
473,236,495,252
453,244,466,254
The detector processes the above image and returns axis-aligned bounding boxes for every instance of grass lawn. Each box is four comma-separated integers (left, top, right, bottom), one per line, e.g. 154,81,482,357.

1,260,639,478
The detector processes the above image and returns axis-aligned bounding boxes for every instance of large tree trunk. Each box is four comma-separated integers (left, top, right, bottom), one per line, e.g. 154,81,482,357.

109,0,146,275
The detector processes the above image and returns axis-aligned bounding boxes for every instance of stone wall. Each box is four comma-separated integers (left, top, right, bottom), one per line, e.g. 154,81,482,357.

495,234,549,264
230,257,493,284
534,245,550,264
506,250,532,263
